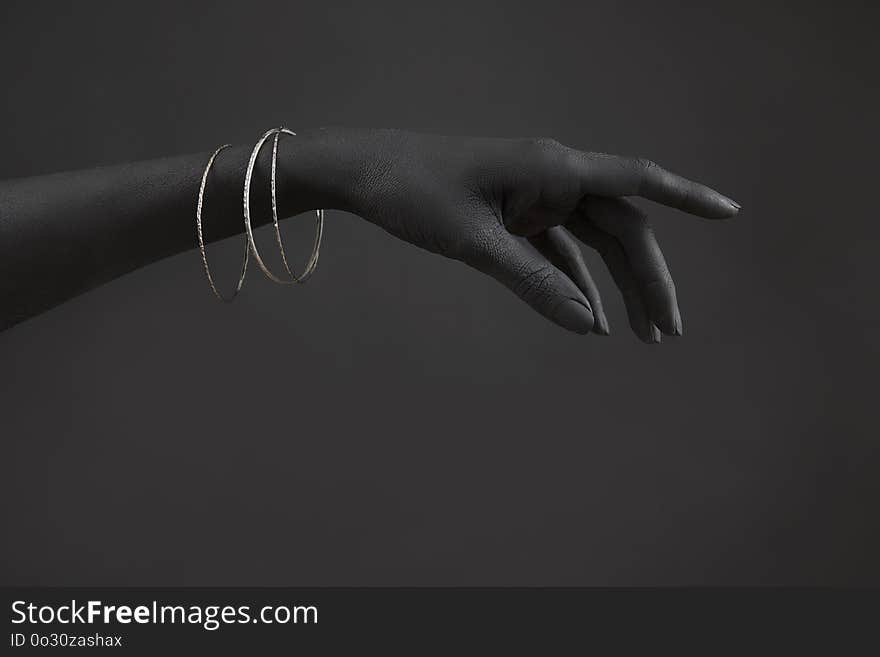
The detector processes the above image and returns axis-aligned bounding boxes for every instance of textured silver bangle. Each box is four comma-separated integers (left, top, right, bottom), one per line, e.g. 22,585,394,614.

244,127,324,284
196,144,249,301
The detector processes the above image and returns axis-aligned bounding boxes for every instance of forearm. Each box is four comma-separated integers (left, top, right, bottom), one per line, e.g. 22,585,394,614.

0,128,365,329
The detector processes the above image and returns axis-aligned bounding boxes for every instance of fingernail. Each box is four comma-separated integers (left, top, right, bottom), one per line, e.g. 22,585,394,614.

724,197,741,213
592,306,610,335
554,299,594,335
673,307,683,336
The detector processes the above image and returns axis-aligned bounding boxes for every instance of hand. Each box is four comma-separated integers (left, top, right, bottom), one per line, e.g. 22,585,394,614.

331,129,740,341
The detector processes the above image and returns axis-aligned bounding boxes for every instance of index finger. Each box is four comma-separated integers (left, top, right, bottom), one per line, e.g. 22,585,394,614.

571,150,741,219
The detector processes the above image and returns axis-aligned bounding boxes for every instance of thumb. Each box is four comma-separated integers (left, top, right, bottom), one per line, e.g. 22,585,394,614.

464,227,595,334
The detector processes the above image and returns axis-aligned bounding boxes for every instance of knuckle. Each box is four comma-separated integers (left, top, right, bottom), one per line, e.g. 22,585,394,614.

645,269,674,290
634,156,657,172
514,263,559,304
521,137,564,160
630,157,656,194
535,137,563,151
524,138,581,179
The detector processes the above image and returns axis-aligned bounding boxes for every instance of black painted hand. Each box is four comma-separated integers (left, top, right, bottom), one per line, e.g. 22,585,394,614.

0,127,738,333
336,130,740,341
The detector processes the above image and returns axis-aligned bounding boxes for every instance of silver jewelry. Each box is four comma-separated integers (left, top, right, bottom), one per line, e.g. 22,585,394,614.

196,144,249,301
244,127,324,284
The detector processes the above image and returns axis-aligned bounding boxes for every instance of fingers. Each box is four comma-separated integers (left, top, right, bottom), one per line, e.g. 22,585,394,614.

566,221,662,344
528,227,610,335
464,226,595,335
576,152,740,219
522,140,739,219
578,197,682,336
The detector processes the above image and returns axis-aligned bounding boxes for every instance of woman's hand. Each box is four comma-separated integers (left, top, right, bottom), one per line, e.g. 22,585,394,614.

324,129,740,341
0,126,738,333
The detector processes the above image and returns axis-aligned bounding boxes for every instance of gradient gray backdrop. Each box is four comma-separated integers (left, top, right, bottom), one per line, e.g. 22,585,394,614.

1,1,877,585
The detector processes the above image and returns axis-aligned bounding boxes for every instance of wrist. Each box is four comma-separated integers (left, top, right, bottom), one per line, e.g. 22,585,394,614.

275,127,375,217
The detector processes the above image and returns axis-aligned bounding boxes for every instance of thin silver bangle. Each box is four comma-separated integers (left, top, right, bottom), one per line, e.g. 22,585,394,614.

244,127,324,284
196,144,249,301
271,130,324,283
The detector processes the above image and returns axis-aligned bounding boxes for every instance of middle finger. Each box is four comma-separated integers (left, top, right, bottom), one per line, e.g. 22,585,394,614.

577,196,682,336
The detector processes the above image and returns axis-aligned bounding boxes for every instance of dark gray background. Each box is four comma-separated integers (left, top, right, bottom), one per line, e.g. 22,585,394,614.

1,0,877,585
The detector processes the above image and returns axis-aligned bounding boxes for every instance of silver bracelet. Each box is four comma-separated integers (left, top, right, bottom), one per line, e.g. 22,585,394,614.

196,144,249,301
244,127,324,284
